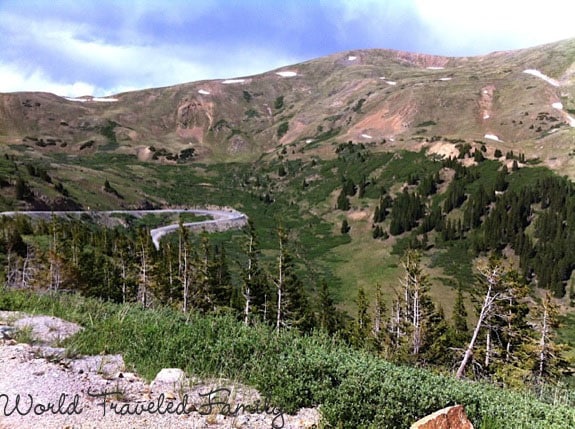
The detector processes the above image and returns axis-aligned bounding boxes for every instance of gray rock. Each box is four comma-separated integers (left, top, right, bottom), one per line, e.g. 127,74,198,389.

153,368,186,384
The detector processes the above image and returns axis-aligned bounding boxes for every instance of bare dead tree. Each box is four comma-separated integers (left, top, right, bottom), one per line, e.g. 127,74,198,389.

243,231,255,325
456,260,508,379
275,226,286,332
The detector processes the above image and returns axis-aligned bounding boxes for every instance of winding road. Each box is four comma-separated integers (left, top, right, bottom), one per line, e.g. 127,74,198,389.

0,207,248,249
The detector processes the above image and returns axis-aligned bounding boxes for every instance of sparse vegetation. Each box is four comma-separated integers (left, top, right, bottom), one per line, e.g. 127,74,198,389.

0,289,574,428
2,37,575,428
277,121,289,138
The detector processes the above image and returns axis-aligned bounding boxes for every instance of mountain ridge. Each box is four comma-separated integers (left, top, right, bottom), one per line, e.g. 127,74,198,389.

2,38,575,174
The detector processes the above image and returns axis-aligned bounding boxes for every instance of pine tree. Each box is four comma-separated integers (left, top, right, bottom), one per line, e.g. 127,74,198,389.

178,220,193,312
372,283,390,355
274,226,312,331
388,249,442,362
337,189,351,211
240,220,268,324
373,205,380,223
354,287,370,347
317,279,339,334
15,177,30,200
452,286,468,346
210,244,232,308
341,219,350,234
194,235,215,313
136,226,156,308
529,293,569,384
112,232,136,304
358,175,367,198
495,165,508,192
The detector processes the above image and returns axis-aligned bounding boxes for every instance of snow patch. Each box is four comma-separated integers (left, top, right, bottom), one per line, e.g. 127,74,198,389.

483,114,490,119
426,66,444,70
305,139,314,144
361,134,373,139
276,71,297,77
379,76,386,80
222,79,245,84
438,77,452,81
348,56,357,61
198,89,210,95
551,102,575,127
523,69,560,87
484,134,501,142
385,81,397,86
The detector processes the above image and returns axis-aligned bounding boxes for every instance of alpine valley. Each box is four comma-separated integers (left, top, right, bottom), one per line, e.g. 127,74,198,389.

2,38,575,428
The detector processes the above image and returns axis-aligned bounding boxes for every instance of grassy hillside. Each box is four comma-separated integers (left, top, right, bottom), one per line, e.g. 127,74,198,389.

2,40,575,422
2,39,575,174
1,288,574,428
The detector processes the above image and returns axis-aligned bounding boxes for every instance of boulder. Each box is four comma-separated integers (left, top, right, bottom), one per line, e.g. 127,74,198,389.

411,405,474,429
152,368,185,384
0,325,15,339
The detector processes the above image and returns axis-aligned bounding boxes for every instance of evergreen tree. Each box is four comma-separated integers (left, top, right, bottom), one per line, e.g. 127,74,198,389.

317,279,339,334
274,226,312,331
15,177,30,200
240,220,269,324
373,205,380,224
336,190,351,211
388,250,443,363
136,226,156,308
341,219,350,234
451,286,468,347
358,175,368,198
372,283,390,356
210,244,232,308
354,287,370,347
528,293,569,385
495,165,508,192
194,235,216,313
112,232,137,304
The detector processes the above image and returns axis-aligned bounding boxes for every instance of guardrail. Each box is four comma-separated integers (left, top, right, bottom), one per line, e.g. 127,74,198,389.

0,207,249,249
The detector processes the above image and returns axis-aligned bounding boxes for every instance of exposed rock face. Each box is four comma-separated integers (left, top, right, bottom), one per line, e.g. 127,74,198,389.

177,100,213,129
411,405,474,429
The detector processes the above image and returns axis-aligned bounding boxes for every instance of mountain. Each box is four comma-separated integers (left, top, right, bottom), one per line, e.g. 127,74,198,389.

3,39,575,388
2,38,575,173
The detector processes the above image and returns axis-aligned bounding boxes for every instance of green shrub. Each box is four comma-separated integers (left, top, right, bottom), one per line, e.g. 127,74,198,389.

277,122,289,138
1,274,574,429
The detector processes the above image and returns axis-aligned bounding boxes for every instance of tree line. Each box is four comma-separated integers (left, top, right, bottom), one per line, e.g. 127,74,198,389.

0,216,340,334
0,213,569,388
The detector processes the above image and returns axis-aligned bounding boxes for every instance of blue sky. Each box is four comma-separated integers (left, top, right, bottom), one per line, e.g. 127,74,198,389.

2,0,575,97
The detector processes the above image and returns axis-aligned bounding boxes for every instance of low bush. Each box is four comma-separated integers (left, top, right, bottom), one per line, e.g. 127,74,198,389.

1,289,573,428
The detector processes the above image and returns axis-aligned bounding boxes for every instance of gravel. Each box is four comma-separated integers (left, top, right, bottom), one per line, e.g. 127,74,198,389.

0,311,320,429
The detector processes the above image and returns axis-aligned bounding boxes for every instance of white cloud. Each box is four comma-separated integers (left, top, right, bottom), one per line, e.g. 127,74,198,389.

0,64,95,97
413,0,575,54
3,0,574,97
0,8,301,96
319,0,415,45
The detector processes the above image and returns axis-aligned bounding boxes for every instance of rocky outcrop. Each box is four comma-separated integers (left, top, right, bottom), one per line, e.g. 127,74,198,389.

411,405,474,429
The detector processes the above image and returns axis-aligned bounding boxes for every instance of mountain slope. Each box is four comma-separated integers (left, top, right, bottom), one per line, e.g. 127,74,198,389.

2,38,575,173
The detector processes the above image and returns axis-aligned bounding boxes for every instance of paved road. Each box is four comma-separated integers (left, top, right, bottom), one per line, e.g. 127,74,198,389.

0,208,248,249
